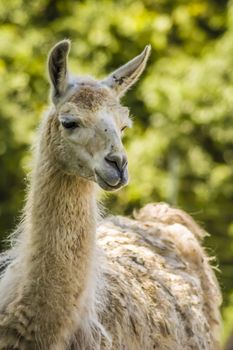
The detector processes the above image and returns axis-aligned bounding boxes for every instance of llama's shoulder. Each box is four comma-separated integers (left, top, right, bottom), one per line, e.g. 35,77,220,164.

96,203,222,350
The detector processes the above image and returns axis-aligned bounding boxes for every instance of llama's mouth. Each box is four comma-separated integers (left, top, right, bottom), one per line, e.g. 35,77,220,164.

95,171,124,191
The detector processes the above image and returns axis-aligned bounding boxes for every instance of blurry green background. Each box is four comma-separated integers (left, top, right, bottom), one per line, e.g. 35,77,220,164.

0,0,233,346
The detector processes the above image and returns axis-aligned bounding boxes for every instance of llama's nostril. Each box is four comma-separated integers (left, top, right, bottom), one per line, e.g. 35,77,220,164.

105,153,127,173
121,156,128,170
105,156,119,171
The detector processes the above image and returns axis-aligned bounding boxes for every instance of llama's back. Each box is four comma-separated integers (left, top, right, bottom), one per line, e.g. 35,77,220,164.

94,203,222,350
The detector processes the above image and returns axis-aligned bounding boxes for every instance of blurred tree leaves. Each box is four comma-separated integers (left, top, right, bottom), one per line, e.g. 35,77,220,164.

0,0,232,344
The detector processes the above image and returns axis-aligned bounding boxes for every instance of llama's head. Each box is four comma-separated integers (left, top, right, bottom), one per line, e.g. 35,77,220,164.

47,40,150,191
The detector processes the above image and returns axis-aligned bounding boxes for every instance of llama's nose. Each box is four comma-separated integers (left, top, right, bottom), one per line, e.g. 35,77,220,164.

105,153,128,173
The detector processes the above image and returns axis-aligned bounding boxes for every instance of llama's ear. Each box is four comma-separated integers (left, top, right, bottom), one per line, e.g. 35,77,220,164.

102,45,151,97
48,39,71,102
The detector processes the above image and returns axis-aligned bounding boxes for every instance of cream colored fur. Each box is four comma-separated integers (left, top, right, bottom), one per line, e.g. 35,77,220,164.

0,41,221,349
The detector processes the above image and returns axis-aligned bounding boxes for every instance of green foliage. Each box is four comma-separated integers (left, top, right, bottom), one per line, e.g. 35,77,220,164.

0,0,232,344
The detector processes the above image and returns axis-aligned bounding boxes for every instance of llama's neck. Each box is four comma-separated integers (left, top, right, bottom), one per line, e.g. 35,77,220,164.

18,128,98,345
25,152,97,288
27,156,97,253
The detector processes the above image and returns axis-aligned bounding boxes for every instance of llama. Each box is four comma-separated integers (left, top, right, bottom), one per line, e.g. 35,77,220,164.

0,40,221,350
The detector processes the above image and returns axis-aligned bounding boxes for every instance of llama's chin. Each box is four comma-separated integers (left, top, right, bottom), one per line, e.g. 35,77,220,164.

95,171,126,192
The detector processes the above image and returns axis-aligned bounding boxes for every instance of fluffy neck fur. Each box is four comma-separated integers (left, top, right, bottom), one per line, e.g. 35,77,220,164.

1,113,98,349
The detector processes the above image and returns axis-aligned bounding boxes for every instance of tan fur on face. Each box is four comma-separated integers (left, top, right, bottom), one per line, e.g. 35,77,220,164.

70,84,110,111
61,83,131,128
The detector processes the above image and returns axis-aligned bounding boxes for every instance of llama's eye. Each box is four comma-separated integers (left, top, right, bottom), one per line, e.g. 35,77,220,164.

61,120,79,129
121,126,127,132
